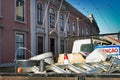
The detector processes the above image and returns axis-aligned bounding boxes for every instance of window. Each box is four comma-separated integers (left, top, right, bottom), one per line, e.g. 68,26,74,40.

78,23,81,35
15,0,25,22
82,27,89,36
59,14,64,31
86,28,89,35
37,2,42,25
15,33,25,59
81,43,98,53
72,21,76,35
66,19,70,33
49,8,55,28
60,39,64,53
82,27,85,35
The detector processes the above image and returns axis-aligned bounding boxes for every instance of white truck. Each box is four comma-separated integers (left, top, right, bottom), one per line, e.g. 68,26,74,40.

72,38,109,53
72,36,120,53
72,37,120,62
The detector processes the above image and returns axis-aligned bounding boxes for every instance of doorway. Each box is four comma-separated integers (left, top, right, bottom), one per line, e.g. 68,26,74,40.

37,36,43,54
50,38,55,55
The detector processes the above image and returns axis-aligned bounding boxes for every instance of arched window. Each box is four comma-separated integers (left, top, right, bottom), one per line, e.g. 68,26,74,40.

49,8,55,28
72,21,76,35
66,19,70,33
59,14,64,31
37,2,42,25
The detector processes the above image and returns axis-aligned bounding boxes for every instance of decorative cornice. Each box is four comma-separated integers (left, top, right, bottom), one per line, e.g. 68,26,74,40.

13,27,29,32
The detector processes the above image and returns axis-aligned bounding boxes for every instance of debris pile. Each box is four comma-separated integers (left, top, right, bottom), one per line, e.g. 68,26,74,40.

16,36,120,74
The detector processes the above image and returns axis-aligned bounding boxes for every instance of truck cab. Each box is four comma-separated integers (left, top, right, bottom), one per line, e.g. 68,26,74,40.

72,38,110,54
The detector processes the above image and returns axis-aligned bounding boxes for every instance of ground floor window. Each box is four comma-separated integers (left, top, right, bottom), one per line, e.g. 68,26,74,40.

37,36,43,54
15,33,25,59
60,39,64,53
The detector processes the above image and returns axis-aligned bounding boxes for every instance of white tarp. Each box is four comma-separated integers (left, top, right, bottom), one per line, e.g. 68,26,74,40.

86,48,107,63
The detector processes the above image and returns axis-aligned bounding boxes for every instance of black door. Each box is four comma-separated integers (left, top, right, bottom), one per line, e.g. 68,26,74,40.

38,36,43,54
50,38,55,55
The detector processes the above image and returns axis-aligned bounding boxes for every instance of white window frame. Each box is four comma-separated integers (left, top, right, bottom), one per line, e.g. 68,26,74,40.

15,0,26,23
15,32,26,59
49,7,55,29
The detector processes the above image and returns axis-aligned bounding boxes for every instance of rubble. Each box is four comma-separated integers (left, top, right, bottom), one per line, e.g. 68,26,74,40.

15,35,120,74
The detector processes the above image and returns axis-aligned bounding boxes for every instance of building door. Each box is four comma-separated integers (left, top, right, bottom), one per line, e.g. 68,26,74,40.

50,38,55,55
60,39,64,53
37,36,43,54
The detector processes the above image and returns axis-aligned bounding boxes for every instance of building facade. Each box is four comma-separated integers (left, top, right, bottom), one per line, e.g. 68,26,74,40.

0,0,99,66
0,0,31,66
30,0,100,62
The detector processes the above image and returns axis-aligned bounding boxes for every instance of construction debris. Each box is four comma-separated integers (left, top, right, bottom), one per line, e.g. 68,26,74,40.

16,36,120,74
57,53,85,64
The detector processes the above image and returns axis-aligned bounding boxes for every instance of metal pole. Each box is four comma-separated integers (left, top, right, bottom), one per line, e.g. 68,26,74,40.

14,48,19,73
39,59,45,72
